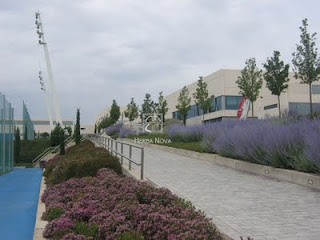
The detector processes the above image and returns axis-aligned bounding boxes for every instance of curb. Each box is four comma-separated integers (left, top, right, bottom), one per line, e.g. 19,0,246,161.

33,174,47,240
121,138,320,191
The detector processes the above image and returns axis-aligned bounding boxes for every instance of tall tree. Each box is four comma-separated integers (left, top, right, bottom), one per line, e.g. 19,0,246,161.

263,51,290,119
51,123,62,146
75,109,81,145
236,58,263,118
176,86,192,125
141,93,155,120
157,91,169,122
292,18,320,117
110,100,120,124
193,76,214,123
125,97,139,122
14,127,21,163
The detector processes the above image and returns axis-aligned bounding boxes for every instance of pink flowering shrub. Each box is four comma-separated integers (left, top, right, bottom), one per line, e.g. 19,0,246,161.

42,168,222,239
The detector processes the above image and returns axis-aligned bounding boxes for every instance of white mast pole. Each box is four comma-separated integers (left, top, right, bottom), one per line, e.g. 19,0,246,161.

39,70,54,130
35,11,63,126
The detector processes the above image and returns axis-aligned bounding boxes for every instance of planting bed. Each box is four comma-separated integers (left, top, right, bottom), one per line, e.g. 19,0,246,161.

41,140,222,240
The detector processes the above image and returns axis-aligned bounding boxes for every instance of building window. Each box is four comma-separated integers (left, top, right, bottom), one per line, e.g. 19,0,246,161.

312,85,320,94
289,102,320,115
225,96,242,110
215,96,223,111
264,104,278,110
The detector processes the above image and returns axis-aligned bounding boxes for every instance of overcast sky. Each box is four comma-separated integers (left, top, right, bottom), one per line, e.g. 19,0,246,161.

0,0,319,124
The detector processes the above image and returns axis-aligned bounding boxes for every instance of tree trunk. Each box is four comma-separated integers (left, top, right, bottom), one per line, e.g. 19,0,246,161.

309,83,313,118
278,95,281,119
183,115,186,125
251,102,254,118
202,113,205,124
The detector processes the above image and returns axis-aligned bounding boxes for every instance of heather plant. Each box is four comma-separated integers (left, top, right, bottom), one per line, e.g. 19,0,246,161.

42,168,222,240
116,231,144,240
43,140,122,185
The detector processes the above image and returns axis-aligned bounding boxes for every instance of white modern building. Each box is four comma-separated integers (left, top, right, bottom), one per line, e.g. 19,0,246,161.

14,119,74,134
165,69,320,125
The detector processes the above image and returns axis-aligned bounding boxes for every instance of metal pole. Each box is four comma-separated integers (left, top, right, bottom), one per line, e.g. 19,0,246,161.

120,143,123,164
140,148,144,180
36,12,63,126
44,91,54,130
129,145,132,170
115,141,118,158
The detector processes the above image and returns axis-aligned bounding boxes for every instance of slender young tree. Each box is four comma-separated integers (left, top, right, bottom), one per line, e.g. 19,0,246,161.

157,91,169,122
125,97,139,122
292,18,320,117
14,127,21,163
236,58,263,118
263,51,290,118
110,100,120,124
176,86,192,125
193,76,214,123
75,109,81,145
140,93,155,120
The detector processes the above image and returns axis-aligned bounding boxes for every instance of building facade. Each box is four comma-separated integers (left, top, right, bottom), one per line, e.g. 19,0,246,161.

14,120,74,135
165,69,320,125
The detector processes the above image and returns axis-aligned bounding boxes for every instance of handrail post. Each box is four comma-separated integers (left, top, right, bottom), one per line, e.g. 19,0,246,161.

115,141,118,157
120,143,123,165
129,145,132,170
140,148,144,180
111,139,113,155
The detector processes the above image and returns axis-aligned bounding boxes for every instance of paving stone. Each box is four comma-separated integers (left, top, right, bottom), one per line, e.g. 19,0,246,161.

133,145,320,240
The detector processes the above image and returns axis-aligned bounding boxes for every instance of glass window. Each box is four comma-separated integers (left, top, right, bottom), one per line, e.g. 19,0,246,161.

289,102,320,115
225,96,242,110
312,85,320,94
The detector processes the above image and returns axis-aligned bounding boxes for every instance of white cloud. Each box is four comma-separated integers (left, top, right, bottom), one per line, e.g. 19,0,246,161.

0,0,319,124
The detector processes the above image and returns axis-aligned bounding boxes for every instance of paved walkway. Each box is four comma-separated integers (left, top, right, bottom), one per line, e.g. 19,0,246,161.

0,168,42,240
136,145,320,240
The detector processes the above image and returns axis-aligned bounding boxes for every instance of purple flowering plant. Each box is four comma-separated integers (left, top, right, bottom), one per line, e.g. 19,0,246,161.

42,168,222,239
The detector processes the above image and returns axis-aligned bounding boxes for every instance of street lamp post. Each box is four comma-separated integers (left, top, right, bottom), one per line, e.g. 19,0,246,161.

35,11,63,126
39,70,54,131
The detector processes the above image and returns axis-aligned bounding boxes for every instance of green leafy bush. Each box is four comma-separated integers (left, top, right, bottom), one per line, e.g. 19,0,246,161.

44,140,122,185
19,139,51,163
116,231,145,240
74,221,99,238
42,207,65,221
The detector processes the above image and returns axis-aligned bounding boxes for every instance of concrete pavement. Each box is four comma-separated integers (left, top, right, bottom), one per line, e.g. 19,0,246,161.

137,145,320,240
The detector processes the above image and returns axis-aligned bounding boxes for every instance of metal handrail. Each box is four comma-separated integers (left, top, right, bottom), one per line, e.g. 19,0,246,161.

87,134,145,180
32,136,74,167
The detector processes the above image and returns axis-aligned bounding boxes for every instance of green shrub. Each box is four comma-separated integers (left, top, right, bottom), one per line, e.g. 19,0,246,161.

73,221,99,238
45,140,122,185
42,207,65,221
116,231,145,240
19,139,51,163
